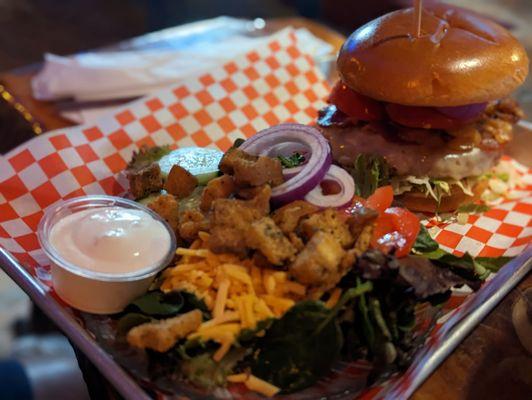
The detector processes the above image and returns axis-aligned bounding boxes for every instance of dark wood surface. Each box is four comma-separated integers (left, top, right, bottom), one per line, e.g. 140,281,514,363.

0,17,530,400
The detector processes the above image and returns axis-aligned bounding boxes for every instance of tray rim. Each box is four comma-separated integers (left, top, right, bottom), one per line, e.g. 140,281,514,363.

1,244,530,400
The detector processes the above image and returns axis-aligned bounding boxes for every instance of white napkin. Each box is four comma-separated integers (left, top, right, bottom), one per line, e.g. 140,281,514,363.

32,23,333,103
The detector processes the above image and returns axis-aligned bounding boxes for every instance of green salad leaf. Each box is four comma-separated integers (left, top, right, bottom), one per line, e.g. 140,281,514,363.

278,153,305,168
127,145,171,171
473,256,513,272
350,154,391,198
250,301,342,393
456,203,491,214
130,291,184,317
179,291,211,320
116,313,151,336
182,348,248,390
231,138,246,149
412,225,440,254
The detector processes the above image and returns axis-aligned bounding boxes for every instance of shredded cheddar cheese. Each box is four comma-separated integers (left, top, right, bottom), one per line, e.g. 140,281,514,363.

325,288,342,308
160,234,308,363
226,373,281,397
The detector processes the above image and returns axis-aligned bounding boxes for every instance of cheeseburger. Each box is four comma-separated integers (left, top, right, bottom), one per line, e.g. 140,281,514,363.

318,3,529,212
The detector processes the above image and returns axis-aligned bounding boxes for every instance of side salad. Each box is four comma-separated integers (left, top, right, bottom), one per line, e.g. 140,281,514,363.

112,124,510,397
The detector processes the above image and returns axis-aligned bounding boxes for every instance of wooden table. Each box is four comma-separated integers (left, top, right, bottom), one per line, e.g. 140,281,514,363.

1,16,530,400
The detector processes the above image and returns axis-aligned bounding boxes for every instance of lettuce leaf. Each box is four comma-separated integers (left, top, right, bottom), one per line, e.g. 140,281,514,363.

350,154,391,198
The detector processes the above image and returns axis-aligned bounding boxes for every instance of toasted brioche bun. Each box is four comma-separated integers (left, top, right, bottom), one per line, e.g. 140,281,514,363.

396,179,488,213
337,4,529,107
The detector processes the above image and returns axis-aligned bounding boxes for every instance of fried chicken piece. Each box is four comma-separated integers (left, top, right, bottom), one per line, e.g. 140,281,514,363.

299,209,354,248
219,148,283,187
271,200,318,234
246,217,296,265
179,209,209,242
147,194,180,232
127,163,164,199
289,231,346,290
126,309,202,352
200,175,235,212
165,165,198,199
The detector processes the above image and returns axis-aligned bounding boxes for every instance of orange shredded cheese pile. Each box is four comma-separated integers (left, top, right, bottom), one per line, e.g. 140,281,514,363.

160,232,307,361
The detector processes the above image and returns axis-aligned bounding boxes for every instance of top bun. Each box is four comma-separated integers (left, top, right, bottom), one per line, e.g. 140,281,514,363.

337,4,529,106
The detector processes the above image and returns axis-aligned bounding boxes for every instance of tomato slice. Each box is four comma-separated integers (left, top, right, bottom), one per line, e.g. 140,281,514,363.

371,207,420,258
328,81,384,121
386,103,466,130
365,186,394,214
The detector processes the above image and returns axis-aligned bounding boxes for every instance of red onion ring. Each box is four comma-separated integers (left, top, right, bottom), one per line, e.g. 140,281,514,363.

436,102,487,120
304,165,355,208
283,165,304,179
240,123,332,206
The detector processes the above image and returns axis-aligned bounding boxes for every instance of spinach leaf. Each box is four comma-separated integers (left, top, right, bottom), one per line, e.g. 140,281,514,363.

278,153,305,168
238,318,274,342
456,203,490,214
350,154,391,198
116,313,151,336
130,291,184,317
180,291,211,320
412,225,440,254
251,301,342,393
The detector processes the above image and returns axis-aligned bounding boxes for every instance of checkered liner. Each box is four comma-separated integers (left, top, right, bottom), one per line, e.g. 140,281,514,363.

0,27,531,399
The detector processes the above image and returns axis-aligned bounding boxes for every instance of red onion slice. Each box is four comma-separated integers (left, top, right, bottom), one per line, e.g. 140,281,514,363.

436,102,487,120
240,123,332,206
283,165,304,179
304,165,355,208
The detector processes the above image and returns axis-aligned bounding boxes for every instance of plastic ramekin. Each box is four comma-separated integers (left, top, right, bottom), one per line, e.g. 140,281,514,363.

38,195,176,314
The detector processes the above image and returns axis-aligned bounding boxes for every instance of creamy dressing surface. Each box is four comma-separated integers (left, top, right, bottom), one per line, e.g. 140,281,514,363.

49,206,171,274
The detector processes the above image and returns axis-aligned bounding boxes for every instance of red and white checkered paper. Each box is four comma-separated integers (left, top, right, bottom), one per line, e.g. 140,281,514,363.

0,27,531,399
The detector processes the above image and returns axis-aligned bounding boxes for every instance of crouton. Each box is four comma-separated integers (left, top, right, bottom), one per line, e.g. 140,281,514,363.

165,165,198,199
272,200,318,234
208,226,248,256
147,194,180,232
232,155,283,187
126,309,202,352
207,186,271,255
288,232,305,251
353,223,374,256
127,163,164,199
200,175,235,212
345,205,378,241
299,209,354,248
289,231,346,290
246,185,271,216
219,148,283,187
246,217,296,265
219,148,256,175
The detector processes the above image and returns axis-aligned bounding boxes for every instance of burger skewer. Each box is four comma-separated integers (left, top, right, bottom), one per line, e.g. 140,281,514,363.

414,0,423,38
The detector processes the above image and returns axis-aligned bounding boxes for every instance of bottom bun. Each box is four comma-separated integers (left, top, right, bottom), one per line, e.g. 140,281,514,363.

396,180,488,213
